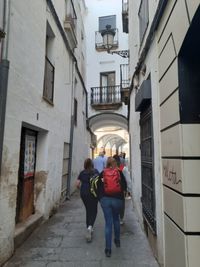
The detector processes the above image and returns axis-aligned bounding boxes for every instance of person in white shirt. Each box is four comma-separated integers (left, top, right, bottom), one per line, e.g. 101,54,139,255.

93,151,105,173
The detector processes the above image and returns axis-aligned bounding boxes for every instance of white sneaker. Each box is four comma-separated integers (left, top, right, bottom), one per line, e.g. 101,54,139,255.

86,226,93,242
120,219,124,225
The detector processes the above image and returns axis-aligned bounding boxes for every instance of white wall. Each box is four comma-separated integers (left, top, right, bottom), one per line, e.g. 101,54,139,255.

0,0,89,264
0,0,3,30
85,0,128,119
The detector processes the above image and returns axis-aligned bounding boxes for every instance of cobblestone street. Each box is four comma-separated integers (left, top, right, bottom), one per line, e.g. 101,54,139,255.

4,192,159,267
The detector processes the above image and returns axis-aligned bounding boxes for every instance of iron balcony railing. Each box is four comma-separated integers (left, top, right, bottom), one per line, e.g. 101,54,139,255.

95,28,118,51
91,85,121,105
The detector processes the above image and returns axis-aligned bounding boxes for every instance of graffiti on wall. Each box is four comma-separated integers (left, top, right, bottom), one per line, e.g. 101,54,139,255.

163,160,182,185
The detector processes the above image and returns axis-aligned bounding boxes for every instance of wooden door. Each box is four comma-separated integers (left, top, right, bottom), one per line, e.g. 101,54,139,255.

16,128,37,223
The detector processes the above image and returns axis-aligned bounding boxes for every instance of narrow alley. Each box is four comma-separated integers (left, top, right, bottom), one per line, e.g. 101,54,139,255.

4,192,158,267
1,0,200,266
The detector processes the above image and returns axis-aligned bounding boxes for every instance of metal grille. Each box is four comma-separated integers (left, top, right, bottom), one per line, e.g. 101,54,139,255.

140,105,156,232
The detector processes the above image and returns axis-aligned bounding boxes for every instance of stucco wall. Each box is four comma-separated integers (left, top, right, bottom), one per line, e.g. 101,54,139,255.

0,0,89,264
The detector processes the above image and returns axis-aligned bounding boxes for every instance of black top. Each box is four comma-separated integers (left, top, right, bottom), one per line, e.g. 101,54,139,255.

78,168,99,196
97,168,127,200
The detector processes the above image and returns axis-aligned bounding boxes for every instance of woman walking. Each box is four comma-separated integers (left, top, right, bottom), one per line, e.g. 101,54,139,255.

76,158,99,242
97,157,127,257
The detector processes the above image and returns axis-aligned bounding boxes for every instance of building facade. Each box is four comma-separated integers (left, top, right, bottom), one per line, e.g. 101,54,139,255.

84,0,129,157
0,0,90,264
128,0,200,266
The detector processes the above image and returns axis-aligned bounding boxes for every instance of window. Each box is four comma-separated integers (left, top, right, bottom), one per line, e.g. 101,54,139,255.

178,6,200,123
140,103,156,233
65,0,77,31
138,0,149,44
43,22,55,104
100,71,115,87
99,15,116,31
74,99,78,126
100,72,116,103
0,29,5,61
0,38,2,61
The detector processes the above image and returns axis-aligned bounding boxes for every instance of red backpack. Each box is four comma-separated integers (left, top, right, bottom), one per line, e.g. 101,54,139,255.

103,168,122,195
119,164,125,171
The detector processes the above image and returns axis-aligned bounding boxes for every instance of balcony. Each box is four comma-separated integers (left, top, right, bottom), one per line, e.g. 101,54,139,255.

95,28,118,51
91,85,122,110
64,0,77,49
122,0,129,33
120,64,130,105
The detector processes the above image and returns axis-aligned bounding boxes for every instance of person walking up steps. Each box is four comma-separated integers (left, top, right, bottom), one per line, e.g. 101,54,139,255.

76,158,99,242
97,157,127,257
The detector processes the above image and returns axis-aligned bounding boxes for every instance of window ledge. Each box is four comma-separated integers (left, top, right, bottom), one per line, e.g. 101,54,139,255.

42,96,54,106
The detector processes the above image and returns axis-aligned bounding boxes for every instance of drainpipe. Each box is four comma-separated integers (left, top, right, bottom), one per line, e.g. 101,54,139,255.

2,0,10,59
0,0,10,172
66,61,76,199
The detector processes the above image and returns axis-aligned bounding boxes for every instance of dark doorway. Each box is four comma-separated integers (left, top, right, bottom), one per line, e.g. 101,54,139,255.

178,6,200,123
16,127,37,223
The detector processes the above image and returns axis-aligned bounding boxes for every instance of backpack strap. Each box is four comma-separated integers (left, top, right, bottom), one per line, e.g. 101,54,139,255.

90,173,99,198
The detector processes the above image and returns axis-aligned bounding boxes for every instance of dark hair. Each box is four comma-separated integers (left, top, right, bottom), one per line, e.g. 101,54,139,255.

84,158,94,170
106,157,117,168
113,154,120,167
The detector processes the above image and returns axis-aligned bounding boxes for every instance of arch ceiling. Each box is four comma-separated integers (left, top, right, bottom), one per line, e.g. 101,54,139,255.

98,134,127,148
88,113,128,132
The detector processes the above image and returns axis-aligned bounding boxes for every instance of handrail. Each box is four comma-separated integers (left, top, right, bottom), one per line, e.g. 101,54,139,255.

91,85,121,105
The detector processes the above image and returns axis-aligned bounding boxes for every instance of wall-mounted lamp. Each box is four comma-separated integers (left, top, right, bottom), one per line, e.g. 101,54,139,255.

101,25,129,58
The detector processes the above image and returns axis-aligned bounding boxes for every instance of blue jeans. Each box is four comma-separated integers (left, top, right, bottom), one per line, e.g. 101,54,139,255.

100,197,123,250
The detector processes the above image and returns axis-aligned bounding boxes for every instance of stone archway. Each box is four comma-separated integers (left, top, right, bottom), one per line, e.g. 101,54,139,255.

88,112,129,158
88,112,128,132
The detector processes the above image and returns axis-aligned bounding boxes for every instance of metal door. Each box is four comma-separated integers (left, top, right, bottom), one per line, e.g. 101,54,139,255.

140,105,156,232
16,127,37,223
